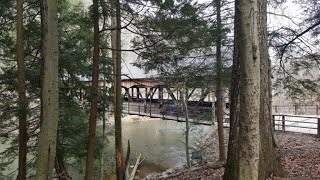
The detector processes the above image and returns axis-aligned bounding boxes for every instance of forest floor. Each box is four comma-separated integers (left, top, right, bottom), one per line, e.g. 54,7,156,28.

146,131,320,180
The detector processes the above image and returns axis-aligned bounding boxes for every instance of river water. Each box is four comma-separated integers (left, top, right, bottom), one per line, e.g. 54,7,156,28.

1,115,212,179
112,115,211,178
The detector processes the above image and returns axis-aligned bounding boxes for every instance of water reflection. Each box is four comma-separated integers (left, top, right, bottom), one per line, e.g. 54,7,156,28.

119,115,211,178
0,115,211,179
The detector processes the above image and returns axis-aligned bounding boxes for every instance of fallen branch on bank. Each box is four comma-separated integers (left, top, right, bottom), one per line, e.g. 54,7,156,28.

129,153,142,180
163,162,225,179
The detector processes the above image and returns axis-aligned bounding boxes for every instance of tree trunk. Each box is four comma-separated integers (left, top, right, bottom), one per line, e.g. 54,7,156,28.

85,0,100,179
237,0,261,176
35,0,59,179
223,0,283,179
182,82,191,168
224,0,261,179
112,0,125,179
223,0,241,177
100,77,107,180
54,145,71,180
39,0,45,126
215,0,226,162
16,0,28,179
257,0,284,179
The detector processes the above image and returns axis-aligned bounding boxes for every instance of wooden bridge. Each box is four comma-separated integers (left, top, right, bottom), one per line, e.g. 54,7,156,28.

90,78,320,136
118,78,223,126
122,101,214,125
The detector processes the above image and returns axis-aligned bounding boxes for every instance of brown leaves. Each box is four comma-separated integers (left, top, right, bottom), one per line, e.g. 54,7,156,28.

157,132,320,180
273,132,320,179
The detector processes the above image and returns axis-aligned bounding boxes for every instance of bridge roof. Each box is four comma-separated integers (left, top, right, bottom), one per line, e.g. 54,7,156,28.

121,78,168,88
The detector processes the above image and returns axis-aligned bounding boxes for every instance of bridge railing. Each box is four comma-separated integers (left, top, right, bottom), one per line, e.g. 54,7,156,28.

122,101,213,124
272,114,320,137
122,102,320,137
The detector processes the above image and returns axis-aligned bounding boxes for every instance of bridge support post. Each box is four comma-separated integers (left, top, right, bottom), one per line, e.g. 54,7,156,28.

272,115,275,131
159,86,163,104
176,111,178,121
131,87,134,99
149,102,151,117
294,104,298,115
282,115,285,131
317,118,320,138
128,100,130,114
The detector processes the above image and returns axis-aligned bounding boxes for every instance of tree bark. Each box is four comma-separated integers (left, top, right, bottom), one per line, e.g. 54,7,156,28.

257,0,283,179
85,0,100,179
54,145,71,180
224,0,261,179
111,0,125,179
16,0,28,179
237,1,261,179
39,0,45,127
215,0,226,162
100,76,107,180
224,0,283,179
35,0,59,179
182,82,191,168
223,0,241,177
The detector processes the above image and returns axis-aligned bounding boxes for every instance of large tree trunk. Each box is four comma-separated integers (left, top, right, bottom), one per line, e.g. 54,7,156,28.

237,0,261,179
224,0,261,179
223,0,241,177
112,0,125,179
215,0,226,162
39,0,45,126
257,0,283,179
16,0,28,179
224,0,283,179
85,0,100,179
35,0,59,179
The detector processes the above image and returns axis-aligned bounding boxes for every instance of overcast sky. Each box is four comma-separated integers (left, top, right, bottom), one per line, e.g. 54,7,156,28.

79,0,304,79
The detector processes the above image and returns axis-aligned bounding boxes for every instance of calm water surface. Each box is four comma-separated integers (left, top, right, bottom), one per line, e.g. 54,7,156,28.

118,115,211,178
1,115,211,179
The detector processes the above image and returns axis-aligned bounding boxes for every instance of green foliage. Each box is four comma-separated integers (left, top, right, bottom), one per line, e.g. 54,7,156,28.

271,0,320,103
130,1,215,72
0,0,15,62
0,0,113,178
126,0,232,90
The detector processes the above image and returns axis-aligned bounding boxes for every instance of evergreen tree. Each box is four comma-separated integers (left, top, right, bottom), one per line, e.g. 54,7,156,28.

0,1,113,179
224,0,283,179
16,0,28,179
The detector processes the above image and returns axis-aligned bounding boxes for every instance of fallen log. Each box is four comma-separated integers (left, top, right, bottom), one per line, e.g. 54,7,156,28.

163,162,225,179
129,153,142,180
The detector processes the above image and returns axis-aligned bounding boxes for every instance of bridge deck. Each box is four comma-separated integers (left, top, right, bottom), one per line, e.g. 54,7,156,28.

122,101,214,126
122,109,213,126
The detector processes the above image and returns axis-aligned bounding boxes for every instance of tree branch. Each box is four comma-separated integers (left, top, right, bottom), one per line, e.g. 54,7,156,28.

279,20,320,62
